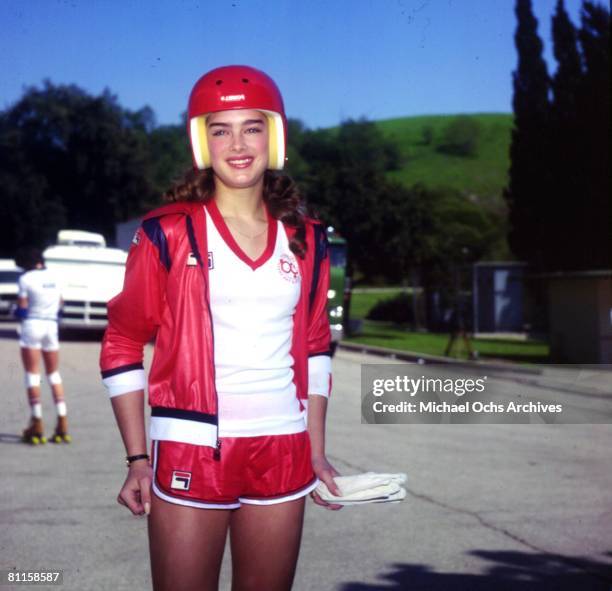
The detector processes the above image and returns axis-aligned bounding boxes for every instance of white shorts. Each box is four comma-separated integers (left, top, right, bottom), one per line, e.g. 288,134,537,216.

19,319,60,351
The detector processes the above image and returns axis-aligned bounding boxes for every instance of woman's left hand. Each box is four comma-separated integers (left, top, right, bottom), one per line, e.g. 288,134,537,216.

310,455,343,510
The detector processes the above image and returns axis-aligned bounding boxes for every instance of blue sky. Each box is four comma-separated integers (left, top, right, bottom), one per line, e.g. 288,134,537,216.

1,0,584,129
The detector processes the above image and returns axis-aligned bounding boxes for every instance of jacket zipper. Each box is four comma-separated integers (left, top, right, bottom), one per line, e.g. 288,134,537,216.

188,211,222,461
205,282,221,461
202,227,222,461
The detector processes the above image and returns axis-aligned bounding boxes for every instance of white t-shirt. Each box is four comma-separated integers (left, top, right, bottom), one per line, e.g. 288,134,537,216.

205,200,306,437
103,204,332,435
18,268,62,320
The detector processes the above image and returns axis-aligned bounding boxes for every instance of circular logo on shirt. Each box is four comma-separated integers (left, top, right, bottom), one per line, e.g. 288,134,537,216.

278,254,300,283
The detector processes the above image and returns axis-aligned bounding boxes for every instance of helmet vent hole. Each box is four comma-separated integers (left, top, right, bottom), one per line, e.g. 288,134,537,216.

215,80,223,85
242,78,249,83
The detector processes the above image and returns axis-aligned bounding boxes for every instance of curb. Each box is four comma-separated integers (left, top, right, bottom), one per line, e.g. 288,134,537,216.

337,342,612,398
337,341,542,375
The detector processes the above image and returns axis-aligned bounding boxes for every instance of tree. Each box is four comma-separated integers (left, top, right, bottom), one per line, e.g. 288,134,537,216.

284,118,310,181
0,82,155,253
549,0,583,269
576,1,611,269
290,116,499,296
292,119,423,282
323,119,417,281
504,0,551,270
148,124,192,198
0,135,64,256
506,0,610,272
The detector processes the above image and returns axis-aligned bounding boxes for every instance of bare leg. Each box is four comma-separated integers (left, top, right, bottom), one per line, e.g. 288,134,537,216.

230,498,305,591
42,350,65,402
20,347,41,404
148,493,231,591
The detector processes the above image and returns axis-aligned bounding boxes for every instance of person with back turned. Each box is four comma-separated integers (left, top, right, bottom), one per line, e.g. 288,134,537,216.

17,248,70,445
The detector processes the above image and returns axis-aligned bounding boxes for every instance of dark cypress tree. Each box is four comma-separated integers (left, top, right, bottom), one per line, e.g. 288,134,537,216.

504,0,551,270
576,2,611,270
549,0,583,270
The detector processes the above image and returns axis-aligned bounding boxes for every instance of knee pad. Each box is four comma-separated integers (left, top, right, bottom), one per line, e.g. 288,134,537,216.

47,371,62,386
25,373,41,388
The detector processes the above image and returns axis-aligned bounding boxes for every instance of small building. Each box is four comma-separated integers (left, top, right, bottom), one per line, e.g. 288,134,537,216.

542,270,612,364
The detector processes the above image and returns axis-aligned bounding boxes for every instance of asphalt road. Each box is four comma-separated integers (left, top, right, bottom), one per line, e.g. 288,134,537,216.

1,323,611,591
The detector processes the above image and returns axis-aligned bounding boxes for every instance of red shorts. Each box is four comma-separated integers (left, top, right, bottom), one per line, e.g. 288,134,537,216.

151,431,318,509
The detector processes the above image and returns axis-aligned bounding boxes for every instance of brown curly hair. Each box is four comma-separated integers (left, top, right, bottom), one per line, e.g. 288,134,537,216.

163,169,309,258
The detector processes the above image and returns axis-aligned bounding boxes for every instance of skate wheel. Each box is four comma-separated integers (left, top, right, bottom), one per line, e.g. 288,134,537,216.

31,436,40,445
63,434,72,443
52,434,62,444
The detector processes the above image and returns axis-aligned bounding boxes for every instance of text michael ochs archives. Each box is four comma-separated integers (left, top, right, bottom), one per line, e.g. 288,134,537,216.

358,364,612,425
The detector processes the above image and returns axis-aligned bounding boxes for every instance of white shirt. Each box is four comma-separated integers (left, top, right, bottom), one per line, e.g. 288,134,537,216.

103,204,332,421
205,200,306,437
18,268,62,321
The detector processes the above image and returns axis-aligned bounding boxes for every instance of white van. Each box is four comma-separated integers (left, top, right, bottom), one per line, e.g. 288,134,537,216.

43,230,127,328
0,259,23,319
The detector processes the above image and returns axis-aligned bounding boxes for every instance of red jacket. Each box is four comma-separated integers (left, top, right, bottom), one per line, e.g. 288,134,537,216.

100,201,331,455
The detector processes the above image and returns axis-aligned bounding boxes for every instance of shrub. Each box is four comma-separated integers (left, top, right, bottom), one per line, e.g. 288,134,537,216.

437,116,481,157
421,124,434,145
367,292,414,324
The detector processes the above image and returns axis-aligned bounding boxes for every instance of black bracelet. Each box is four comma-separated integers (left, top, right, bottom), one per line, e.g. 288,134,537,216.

126,453,150,467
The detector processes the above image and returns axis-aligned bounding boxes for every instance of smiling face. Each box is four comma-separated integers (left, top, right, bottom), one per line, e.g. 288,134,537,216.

206,109,269,191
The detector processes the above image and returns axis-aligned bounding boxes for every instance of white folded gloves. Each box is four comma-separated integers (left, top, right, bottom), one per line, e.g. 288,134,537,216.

315,472,407,506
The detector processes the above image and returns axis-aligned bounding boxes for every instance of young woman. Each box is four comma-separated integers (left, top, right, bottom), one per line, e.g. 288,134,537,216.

17,248,70,444
100,65,341,591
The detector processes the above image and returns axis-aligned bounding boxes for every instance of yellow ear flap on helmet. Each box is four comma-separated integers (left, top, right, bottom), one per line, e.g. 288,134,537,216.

262,111,285,171
190,116,211,170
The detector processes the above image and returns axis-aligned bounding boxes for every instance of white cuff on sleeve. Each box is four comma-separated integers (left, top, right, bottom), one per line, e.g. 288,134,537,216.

103,369,146,398
308,355,332,397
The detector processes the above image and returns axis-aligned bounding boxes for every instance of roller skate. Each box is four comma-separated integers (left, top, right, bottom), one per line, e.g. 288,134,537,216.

51,416,72,444
22,418,47,445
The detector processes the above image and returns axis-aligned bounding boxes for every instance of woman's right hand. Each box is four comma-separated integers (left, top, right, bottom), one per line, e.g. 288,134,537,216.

117,460,153,516
310,454,343,511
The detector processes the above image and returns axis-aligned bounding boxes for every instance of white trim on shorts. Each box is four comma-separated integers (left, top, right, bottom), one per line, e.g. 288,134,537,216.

152,481,242,510
239,477,319,506
150,440,318,510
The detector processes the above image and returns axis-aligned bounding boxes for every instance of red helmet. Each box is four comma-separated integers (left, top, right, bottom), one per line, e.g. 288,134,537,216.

188,65,287,171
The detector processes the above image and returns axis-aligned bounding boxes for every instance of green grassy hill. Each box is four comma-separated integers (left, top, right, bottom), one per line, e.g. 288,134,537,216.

375,113,513,208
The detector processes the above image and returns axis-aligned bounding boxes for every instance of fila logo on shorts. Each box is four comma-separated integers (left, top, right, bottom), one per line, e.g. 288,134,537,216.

132,229,141,246
278,254,299,283
170,471,192,491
